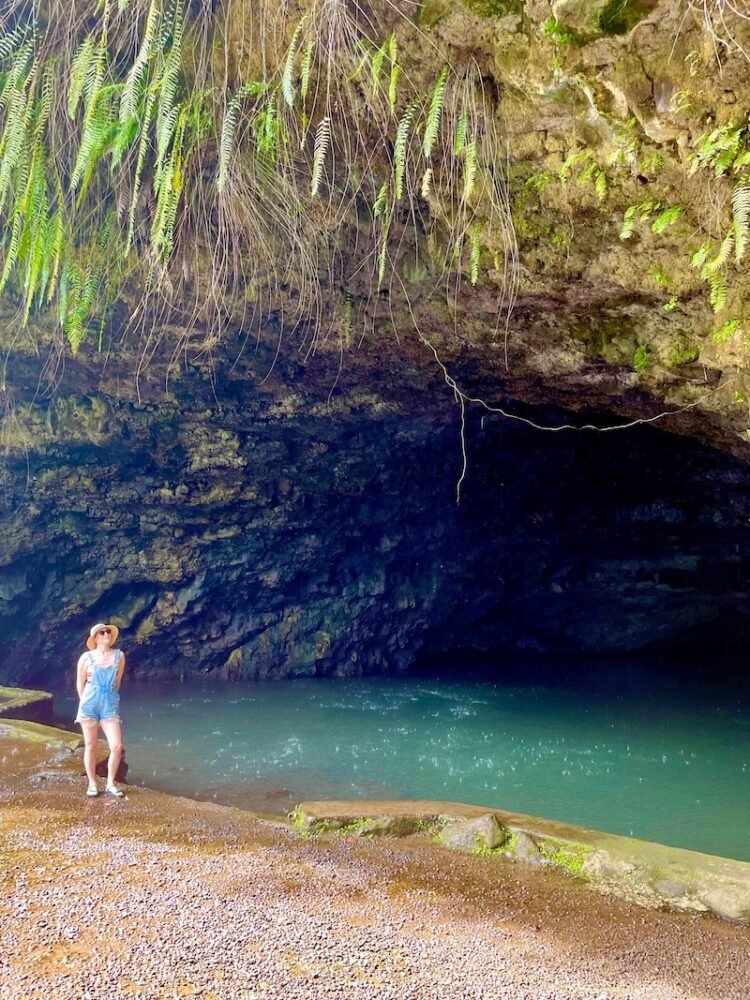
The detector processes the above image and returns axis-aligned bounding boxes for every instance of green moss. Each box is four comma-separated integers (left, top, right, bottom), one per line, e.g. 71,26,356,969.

472,834,505,857
541,19,583,46
461,0,522,16
537,836,592,878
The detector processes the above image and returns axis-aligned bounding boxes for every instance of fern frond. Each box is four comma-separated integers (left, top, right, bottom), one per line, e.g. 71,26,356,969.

282,16,307,108
732,185,750,261
423,66,448,161
690,242,712,269
300,41,314,102
702,232,734,275
371,40,387,97
454,109,468,156
311,116,331,197
620,205,638,240
121,0,162,121
462,139,477,203
378,230,388,287
651,205,682,234
0,25,29,63
71,85,117,196
394,103,415,200
373,182,388,219
126,86,156,252
217,81,265,192
110,113,139,170
470,226,481,286
707,270,727,312
388,61,401,115
68,36,96,118
0,211,23,294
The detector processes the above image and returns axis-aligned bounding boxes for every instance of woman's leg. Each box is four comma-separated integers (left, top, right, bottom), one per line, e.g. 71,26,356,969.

100,718,124,788
81,721,99,787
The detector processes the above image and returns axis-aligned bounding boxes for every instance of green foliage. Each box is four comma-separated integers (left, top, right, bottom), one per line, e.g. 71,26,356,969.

712,319,742,344
470,225,481,286
0,4,514,358
537,837,591,879
689,122,749,178
310,115,331,197
541,19,578,45
633,345,648,372
560,151,607,202
651,205,683,234
394,103,416,200
423,66,448,160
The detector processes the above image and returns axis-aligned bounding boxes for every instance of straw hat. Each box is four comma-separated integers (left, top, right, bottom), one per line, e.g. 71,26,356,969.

86,622,120,650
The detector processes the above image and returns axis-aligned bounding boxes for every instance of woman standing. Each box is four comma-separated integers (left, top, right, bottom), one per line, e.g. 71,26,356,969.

75,623,126,798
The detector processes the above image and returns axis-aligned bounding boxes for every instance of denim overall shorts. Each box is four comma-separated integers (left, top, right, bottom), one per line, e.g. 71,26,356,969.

75,650,121,724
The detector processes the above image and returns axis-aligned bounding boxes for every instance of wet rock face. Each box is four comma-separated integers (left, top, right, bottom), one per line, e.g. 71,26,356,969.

2,371,750,687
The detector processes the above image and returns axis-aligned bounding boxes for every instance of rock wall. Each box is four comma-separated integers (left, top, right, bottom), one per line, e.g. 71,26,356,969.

2,350,749,686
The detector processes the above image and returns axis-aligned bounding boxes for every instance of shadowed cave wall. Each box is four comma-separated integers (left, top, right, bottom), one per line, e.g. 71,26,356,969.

2,370,750,688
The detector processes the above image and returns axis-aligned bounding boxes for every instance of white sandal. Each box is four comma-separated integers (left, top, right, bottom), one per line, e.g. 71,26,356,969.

86,785,99,798
105,785,124,798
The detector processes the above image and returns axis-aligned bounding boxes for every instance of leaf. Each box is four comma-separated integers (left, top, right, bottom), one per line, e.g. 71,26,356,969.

300,41,314,103
462,139,477,203
712,319,741,343
732,185,750,261
470,226,481,286
120,0,161,122
651,205,683,234
454,110,468,156
311,116,331,197
421,167,432,199
68,36,96,118
282,17,307,108
388,62,401,115
423,66,448,160
394,103,415,199
218,81,265,192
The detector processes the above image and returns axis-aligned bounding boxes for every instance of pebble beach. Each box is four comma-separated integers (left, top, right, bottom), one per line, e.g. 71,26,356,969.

2,730,749,1000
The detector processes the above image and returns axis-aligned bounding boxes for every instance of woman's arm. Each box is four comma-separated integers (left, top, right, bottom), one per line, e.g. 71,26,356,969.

76,654,88,698
115,650,126,691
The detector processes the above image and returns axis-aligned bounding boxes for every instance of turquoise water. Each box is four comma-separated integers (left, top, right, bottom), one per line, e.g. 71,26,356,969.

53,663,750,860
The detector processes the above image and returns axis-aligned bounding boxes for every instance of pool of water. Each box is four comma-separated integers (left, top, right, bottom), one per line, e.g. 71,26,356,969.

51,660,750,860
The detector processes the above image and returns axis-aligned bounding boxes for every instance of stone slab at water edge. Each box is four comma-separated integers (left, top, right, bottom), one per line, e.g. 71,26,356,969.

0,685,53,724
291,800,750,924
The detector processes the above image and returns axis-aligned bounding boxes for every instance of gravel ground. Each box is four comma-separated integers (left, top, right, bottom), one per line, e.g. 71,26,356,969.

1,734,749,1000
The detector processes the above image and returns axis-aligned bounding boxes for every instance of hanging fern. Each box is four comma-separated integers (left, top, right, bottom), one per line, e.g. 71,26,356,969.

394,103,415,200
651,205,683,234
311,116,331,197
454,109,468,156
702,232,734,275
423,66,448,161
121,0,162,121
282,17,308,108
470,226,481,286
462,139,477,203
68,36,97,118
300,41,314,103
388,36,400,114
732,185,750,262
707,270,727,312
218,81,265,192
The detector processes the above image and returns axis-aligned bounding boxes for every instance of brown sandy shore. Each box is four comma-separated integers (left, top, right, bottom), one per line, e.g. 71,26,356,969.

1,730,749,1000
